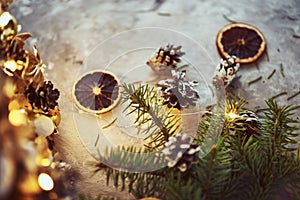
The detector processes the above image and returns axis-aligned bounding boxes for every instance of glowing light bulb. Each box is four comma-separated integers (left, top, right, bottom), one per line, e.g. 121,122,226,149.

0,12,13,27
225,111,240,122
39,158,51,167
4,60,17,71
227,112,239,119
8,109,27,126
38,173,54,191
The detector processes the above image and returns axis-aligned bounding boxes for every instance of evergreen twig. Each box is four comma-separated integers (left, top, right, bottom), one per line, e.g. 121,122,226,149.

121,83,180,150
91,97,300,200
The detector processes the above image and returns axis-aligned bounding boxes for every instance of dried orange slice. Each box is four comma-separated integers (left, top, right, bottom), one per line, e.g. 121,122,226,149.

72,70,120,114
216,23,266,64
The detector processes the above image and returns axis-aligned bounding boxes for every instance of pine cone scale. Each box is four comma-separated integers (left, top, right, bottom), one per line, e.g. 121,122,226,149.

25,81,60,112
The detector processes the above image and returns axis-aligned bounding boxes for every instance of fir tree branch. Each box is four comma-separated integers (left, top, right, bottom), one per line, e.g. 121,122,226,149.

121,83,180,150
262,99,299,152
90,97,300,200
90,146,168,198
223,99,300,199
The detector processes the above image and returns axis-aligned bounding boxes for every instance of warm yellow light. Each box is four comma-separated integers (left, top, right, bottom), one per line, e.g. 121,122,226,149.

39,158,51,167
18,174,40,195
8,99,20,111
3,80,15,98
38,173,54,191
4,59,17,71
8,109,27,126
0,12,13,27
226,111,239,120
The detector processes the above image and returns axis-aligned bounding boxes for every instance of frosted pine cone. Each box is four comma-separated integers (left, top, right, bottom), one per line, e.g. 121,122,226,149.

214,55,240,87
25,81,60,112
162,133,200,172
238,110,260,136
158,70,199,110
146,44,185,71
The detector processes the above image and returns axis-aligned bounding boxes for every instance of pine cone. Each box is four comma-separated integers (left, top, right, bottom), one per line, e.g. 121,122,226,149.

162,133,200,172
158,70,199,110
25,81,60,112
214,55,240,87
146,44,185,71
238,110,260,136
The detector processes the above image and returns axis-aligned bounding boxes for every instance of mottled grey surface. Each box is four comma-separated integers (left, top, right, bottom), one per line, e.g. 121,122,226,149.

10,0,300,199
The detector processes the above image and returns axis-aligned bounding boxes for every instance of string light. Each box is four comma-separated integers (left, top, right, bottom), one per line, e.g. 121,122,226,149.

8,109,27,126
38,173,54,191
4,60,17,72
226,111,239,120
0,12,14,27
39,158,51,167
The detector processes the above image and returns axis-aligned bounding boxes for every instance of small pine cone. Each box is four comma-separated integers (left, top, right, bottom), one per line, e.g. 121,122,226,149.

162,133,200,172
158,70,199,110
214,55,240,87
240,111,259,123
238,110,260,136
146,44,185,71
25,81,60,112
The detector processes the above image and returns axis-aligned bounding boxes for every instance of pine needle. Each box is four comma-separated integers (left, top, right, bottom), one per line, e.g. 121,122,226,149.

267,69,276,79
176,64,189,71
157,12,171,16
248,76,262,86
287,90,300,101
265,49,270,62
102,118,117,129
280,63,285,78
255,63,260,71
222,14,236,23
293,34,300,39
94,134,100,147
270,91,287,100
255,108,269,113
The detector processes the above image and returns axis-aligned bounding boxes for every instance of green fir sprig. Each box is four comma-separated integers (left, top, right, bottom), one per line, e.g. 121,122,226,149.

90,97,300,200
90,146,167,199
121,83,181,150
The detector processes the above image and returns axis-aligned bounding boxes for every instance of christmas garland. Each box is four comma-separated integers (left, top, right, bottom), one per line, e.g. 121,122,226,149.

0,1,75,199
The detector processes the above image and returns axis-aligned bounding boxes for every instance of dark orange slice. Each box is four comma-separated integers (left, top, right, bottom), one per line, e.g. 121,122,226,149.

216,23,266,64
72,70,120,114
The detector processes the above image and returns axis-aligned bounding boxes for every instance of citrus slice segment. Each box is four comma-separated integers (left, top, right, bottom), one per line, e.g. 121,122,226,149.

72,70,120,114
216,22,266,64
